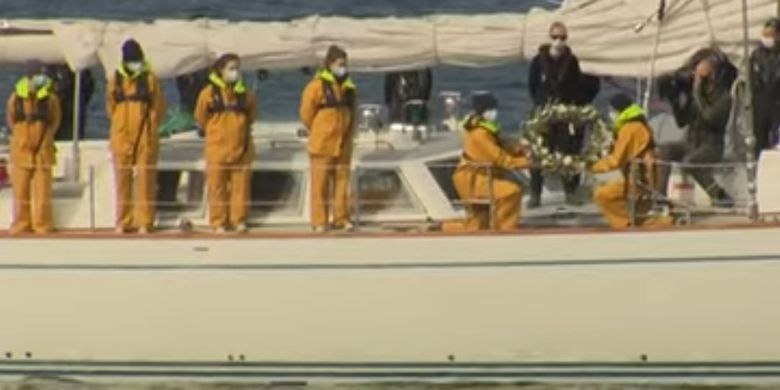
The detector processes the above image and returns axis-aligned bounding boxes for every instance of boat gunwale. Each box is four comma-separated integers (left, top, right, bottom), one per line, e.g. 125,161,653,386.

0,221,777,240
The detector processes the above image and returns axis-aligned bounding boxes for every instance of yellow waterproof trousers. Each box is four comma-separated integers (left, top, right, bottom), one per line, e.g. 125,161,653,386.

206,162,251,229
10,165,52,234
453,168,522,231
593,180,672,229
309,154,351,229
114,151,157,231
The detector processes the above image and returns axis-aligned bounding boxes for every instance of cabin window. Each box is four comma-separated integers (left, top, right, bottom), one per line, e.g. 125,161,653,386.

355,168,418,215
426,158,462,209
250,170,305,214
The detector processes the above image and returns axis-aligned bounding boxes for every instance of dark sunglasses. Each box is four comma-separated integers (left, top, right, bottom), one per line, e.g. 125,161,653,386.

550,34,568,40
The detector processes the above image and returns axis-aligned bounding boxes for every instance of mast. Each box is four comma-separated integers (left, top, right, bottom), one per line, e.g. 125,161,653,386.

71,70,81,182
742,0,758,221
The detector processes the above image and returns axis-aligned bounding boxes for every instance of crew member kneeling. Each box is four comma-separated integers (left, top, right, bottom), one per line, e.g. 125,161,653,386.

453,93,530,231
591,94,671,229
195,54,257,234
6,60,62,234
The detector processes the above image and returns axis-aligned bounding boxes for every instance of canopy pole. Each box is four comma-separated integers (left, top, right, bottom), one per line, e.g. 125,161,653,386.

641,0,666,113
71,70,81,182
742,0,758,221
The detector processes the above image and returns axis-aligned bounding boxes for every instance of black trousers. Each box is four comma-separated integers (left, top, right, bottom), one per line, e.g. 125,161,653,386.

754,117,779,157
530,122,584,197
656,142,726,198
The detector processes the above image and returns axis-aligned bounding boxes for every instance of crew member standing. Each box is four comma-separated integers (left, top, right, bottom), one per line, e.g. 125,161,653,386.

6,60,62,234
527,21,599,208
195,53,257,233
300,45,357,233
106,39,166,234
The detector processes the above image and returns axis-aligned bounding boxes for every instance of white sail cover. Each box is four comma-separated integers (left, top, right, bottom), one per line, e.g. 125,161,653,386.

0,0,774,78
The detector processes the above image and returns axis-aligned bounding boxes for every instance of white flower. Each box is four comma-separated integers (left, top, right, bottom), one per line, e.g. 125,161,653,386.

562,155,573,166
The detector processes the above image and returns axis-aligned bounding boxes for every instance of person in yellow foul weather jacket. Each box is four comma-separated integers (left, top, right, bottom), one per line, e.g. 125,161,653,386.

106,39,166,234
195,53,257,233
299,45,357,233
6,60,62,234
591,93,672,229
452,93,530,231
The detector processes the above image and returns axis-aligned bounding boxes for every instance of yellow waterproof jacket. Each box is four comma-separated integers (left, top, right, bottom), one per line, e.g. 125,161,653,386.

106,64,166,160
299,69,357,158
592,105,656,175
592,105,657,190
6,77,62,168
195,73,257,164
456,118,530,179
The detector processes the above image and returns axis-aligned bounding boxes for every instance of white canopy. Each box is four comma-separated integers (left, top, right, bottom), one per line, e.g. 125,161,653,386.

0,0,774,78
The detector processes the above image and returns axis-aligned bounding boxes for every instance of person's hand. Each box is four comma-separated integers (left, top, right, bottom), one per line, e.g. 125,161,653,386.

509,157,531,170
694,60,713,87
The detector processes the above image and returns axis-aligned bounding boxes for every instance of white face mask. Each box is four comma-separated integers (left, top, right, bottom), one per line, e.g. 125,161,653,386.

483,109,498,122
761,36,776,49
125,61,144,73
331,65,347,78
550,39,567,58
223,69,240,83
608,109,620,124
31,74,49,88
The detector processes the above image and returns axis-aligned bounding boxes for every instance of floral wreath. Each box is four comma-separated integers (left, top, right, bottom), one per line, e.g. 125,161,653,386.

519,104,613,175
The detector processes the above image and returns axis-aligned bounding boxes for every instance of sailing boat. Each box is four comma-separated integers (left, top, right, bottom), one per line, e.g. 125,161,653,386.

0,0,779,383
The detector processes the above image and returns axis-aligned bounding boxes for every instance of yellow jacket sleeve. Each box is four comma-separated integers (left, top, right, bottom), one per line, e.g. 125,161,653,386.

299,80,319,129
149,75,166,131
194,86,212,128
105,76,116,118
5,94,15,129
472,129,530,170
591,126,635,173
246,90,258,124
47,94,62,136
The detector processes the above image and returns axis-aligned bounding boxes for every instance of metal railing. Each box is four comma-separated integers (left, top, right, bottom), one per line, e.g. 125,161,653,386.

0,157,761,233
626,158,752,227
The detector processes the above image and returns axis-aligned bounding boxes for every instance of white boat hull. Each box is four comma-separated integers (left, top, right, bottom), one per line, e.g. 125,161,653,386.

0,227,779,382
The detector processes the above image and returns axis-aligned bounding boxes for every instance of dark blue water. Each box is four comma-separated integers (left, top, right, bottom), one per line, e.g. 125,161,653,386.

0,0,619,139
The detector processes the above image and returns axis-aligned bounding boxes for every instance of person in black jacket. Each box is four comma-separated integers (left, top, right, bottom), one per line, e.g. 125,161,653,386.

750,18,780,157
657,48,735,207
175,69,210,116
527,21,600,208
384,69,433,124
46,64,94,141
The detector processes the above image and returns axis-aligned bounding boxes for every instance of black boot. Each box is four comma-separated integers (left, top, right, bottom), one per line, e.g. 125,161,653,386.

710,188,735,209
527,169,543,209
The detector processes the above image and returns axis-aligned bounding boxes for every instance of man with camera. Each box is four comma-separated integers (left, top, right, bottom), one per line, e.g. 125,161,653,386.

657,48,736,208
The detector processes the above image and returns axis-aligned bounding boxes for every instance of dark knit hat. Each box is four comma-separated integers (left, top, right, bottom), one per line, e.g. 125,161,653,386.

765,17,780,31
471,92,499,114
25,59,45,76
324,45,347,66
609,93,634,112
122,39,144,62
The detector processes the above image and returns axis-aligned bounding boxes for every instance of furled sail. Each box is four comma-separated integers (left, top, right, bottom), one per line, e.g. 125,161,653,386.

0,0,774,78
